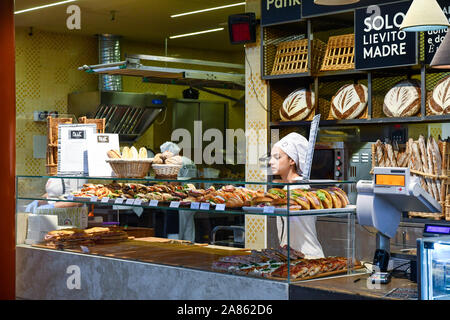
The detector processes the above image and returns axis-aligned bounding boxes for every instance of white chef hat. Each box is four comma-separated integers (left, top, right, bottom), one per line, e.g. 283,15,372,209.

273,132,308,174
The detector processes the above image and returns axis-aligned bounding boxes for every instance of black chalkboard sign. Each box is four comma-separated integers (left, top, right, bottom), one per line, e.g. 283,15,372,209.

261,0,302,26
424,0,450,64
301,0,402,18
355,1,417,70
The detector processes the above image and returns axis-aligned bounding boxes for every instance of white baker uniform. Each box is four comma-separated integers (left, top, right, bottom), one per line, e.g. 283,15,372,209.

276,177,325,258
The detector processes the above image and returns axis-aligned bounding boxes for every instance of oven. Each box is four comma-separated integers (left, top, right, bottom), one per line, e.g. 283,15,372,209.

310,142,347,181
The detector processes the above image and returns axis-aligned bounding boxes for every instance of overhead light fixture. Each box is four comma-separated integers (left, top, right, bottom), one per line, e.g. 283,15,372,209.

171,2,245,18
314,0,360,5
14,0,77,14
430,32,450,69
400,0,449,32
169,28,225,39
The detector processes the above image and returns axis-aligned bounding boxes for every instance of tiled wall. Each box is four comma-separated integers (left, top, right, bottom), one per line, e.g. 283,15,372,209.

15,27,244,176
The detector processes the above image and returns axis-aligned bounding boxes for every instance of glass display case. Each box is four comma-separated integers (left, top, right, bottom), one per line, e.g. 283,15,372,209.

16,175,359,285
417,236,450,300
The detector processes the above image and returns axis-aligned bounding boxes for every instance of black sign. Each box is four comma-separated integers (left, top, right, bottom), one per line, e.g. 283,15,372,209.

355,1,417,70
261,0,302,26
301,0,403,18
70,130,85,139
425,0,450,64
97,135,109,143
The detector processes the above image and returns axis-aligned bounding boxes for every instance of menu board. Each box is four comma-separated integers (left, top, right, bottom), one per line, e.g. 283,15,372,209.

355,1,417,70
425,0,450,64
301,0,402,18
261,0,302,26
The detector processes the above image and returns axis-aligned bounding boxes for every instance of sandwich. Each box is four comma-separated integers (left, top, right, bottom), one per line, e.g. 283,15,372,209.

291,189,311,210
266,188,287,200
250,196,274,207
314,189,333,209
305,191,323,209
327,187,349,207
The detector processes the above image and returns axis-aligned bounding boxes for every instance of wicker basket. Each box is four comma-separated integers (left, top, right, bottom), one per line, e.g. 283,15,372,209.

106,159,153,178
320,34,355,72
152,164,182,178
271,39,327,75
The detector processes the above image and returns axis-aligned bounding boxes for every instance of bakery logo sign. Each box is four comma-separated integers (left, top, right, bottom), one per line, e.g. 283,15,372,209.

355,2,417,70
97,135,109,143
70,130,85,139
261,0,302,26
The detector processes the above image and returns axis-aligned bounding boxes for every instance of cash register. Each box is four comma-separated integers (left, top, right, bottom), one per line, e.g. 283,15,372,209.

356,167,442,284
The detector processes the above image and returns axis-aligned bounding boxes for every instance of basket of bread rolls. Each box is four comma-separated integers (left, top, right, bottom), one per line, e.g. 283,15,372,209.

106,146,153,178
151,151,183,178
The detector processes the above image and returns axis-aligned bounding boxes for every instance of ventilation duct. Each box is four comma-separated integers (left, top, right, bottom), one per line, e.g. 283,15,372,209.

98,34,122,91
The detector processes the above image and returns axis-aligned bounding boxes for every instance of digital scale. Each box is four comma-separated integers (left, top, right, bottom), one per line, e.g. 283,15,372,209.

356,167,442,285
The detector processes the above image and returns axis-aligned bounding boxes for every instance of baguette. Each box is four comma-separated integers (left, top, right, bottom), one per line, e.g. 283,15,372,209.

385,143,397,167
426,138,439,201
375,140,386,167
431,136,443,201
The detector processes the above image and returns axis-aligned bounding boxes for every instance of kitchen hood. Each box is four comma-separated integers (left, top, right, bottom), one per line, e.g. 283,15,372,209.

68,35,167,144
68,90,166,144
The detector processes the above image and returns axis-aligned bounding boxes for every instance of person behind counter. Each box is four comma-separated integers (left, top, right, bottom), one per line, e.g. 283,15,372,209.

268,132,325,258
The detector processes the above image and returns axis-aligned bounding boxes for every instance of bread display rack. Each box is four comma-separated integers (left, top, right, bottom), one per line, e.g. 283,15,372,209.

46,116,72,176
320,34,355,72
271,39,326,75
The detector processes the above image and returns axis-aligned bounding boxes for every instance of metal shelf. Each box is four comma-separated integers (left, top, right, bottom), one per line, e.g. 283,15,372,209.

270,115,450,128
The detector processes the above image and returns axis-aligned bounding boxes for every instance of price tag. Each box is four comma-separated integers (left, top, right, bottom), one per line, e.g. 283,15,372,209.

170,201,180,208
90,196,98,203
67,195,74,201
215,203,226,211
80,246,90,253
101,197,110,203
190,202,200,210
263,206,275,214
125,199,135,205
114,198,124,204
134,199,142,206
200,203,210,210
149,200,159,207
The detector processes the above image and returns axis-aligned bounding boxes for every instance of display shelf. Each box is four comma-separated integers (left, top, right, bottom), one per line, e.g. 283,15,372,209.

270,114,450,128
17,195,356,218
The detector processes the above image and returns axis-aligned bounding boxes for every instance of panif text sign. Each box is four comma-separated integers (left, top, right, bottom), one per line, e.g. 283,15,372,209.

261,0,302,26
355,1,417,70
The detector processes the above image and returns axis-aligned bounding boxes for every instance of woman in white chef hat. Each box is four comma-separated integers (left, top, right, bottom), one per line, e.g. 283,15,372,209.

268,132,324,258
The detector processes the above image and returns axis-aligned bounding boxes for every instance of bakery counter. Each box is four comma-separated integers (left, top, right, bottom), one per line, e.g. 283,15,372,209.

15,243,289,300
290,272,418,300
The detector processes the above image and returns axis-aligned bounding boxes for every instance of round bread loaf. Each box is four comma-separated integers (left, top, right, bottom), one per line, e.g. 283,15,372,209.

121,147,131,159
429,75,450,115
383,80,421,117
279,88,315,121
331,84,368,120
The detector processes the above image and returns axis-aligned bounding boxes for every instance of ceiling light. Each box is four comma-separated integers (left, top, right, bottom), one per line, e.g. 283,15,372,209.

400,0,449,32
169,28,225,39
15,0,77,14
430,32,450,69
314,0,360,5
171,2,245,18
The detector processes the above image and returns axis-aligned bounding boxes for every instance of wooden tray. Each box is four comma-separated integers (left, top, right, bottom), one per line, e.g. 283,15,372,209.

265,264,364,282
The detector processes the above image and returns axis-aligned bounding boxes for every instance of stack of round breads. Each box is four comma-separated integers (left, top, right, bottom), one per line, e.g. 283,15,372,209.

152,151,183,165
